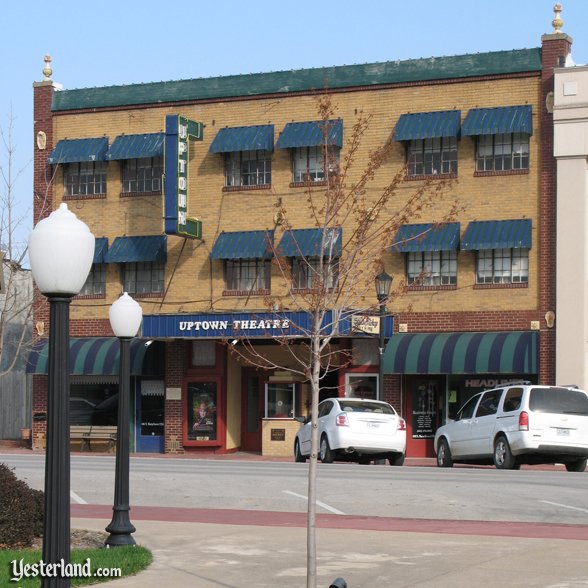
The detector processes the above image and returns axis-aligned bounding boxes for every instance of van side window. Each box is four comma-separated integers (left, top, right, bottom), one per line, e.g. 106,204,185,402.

476,389,504,417
457,394,480,420
503,387,523,412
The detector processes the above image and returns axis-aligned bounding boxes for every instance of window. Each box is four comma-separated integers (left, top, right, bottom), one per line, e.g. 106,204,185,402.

476,389,503,417
225,260,270,292
407,251,457,285
225,150,271,187
79,264,106,296
476,133,529,172
476,249,528,284
123,261,164,295
293,146,339,182
122,157,163,193
292,257,338,290
457,394,480,421
266,383,297,418
407,138,457,177
64,162,107,197
503,388,523,412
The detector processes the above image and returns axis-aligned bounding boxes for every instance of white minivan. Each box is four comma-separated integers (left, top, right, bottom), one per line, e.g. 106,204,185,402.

434,384,588,471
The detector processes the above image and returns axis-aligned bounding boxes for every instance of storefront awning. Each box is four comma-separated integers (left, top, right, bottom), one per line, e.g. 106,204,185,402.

383,331,538,375
393,110,461,141
391,223,460,252
276,119,343,149
48,137,109,164
462,105,533,136
94,238,108,264
210,230,274,260
209,125,274,153
104,235,167,263
105,133,165,160
277,228,342,257
461,219,531,250
26,337,160,376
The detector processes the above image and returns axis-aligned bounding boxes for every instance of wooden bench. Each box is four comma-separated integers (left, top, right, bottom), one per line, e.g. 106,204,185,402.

70,425,117,452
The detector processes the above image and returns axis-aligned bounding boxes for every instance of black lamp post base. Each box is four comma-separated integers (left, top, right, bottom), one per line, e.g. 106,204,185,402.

105,508,136,547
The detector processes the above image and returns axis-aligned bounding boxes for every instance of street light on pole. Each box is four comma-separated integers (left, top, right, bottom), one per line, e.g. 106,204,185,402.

29,203,95,588
105,292,143,547
375,270,393,402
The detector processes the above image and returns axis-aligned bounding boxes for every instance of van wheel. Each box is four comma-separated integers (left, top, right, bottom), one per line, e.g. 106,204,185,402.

565,458,587,472
437,438,453,468
493,436,520,470
319,435,334,463
294,440,306,463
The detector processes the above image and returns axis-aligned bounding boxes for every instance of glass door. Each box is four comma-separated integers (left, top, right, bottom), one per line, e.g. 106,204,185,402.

135,380,165,453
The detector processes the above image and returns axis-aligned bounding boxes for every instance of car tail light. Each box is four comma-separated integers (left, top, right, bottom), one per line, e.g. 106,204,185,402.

397,418,406,431
335,413,349,427
519,411,529,431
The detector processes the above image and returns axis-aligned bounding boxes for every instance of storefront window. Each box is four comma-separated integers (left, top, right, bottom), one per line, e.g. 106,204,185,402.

345,374,378,399
266,383,296,418
187,382,218,441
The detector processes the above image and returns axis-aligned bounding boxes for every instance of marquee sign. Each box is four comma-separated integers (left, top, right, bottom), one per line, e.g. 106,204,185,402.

164,114,204,239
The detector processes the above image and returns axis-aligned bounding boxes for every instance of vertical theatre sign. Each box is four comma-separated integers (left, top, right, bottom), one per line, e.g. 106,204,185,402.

164,114,204,239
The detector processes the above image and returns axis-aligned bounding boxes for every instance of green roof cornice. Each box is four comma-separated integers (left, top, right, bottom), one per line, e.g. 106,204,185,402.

52,48,542,112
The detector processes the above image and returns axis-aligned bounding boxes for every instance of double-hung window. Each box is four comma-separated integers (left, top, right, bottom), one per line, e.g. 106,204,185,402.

225,260,270,293
476,248,528,284
407,138,457,177
79,264,106,296
292,257,338,290
476,133,529,172
407,251,457,286
64,162,107,197
293,146,340,183
123,261,165,295
225,150,271,187
122,157,163,194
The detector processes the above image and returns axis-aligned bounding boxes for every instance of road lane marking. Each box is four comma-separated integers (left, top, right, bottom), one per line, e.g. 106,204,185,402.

540,500,588,514
70,490,87,504
282,490,346,515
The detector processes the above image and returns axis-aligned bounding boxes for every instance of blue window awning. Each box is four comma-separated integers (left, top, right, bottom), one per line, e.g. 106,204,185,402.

210,230,274,260
462,105,533,136
48,137,109,164
104,235,167,263
277,228,342,257
105,133,165,160
393,110,461,141
461,219,531,250
26,337,162,376
391,223,460,252
276,119,343,149
384,331,538,375
94,238,109,264
209,125,274,153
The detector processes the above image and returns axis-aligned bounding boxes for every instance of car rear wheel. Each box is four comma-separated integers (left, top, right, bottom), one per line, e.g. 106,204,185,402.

437,438,453,468
565,457,587,472
493,435,520,470
388,452,405,466
319,435,334,463
294,439,306,463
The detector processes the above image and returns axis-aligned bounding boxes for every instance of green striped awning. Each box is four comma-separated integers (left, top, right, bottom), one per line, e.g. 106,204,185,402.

210,230,274,260
276,120,343,149
384,331,538,375
391,223,460,252
94,238,109,264
48,137,109,164
104,235,167,263
394,110,461,141
462,105,533,136
277,228,342,257
105,133,165,160
461,219,531,250
26,337,160,376
209,125,274,153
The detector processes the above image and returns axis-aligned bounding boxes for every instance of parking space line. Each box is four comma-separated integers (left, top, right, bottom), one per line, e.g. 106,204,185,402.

540,500,588,514
282,490,346,515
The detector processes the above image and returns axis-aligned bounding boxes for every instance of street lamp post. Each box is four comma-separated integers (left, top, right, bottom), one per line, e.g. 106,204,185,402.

29,203,95,588
105,293,143,547
375,270,393,402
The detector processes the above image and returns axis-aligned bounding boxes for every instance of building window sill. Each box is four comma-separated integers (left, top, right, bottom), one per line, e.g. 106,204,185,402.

405,172,457,181
474,282,528,289
474,169,529,177
404,284,457,291
222,184,271,192
120,191,162,197
289,180,328,188
63,193,106,200
222,289,271,297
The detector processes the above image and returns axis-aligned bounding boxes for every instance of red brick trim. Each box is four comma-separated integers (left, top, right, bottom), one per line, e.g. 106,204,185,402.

405,172,457,181
474,169,529,177
119,191,162,198
222,184,271,192
289,180,328,188
404,284,457,292
63,193,107,201
222,289,270,297
473,282,528,290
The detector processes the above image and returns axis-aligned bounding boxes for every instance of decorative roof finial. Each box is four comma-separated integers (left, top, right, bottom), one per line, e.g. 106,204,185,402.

552,3,563,34
43,55,52,81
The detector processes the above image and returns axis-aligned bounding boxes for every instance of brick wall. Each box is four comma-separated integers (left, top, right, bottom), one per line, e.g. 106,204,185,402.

164,340,185,453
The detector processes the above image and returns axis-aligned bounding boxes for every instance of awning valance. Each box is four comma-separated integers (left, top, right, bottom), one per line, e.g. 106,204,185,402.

277,228,342,257
26,338,162,376
48,137,109,164
391,223,460,252
210,230,274,260
104,235,167,263
461,219,531,250
209,125,274,153
94,238,108,264
384,331,538,375
462,105,532,136
276,119,343,149
105,133,165,160
393,110,461,141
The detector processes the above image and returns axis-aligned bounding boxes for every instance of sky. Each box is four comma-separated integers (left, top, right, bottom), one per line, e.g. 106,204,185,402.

1,0,587,264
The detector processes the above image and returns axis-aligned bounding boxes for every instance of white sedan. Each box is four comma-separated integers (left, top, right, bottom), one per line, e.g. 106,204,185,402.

294,397,406,465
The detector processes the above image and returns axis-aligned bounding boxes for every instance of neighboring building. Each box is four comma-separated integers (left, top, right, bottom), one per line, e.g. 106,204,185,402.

554,62,588,390
30,9,573,457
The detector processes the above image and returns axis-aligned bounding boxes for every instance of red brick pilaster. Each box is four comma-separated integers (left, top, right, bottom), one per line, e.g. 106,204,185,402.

164,341,186,453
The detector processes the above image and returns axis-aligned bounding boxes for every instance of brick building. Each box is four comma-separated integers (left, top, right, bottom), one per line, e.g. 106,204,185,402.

29,13,573,458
